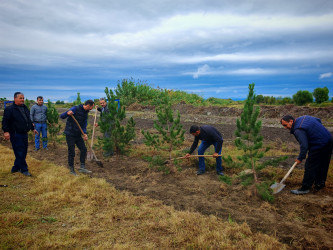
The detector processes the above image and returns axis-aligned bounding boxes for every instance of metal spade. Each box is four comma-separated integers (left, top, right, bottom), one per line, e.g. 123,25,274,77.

271,162,298,194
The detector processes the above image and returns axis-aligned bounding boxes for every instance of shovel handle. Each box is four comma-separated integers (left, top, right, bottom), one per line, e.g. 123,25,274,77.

279,162,298,184
170,155,222,161
69,114,85,136
91,108,98,148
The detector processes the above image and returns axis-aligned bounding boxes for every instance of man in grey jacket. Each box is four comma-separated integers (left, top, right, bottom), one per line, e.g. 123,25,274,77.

30,96,48,151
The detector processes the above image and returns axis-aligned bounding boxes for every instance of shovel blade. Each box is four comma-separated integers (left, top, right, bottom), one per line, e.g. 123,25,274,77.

270,182,286,194
87,151,93,161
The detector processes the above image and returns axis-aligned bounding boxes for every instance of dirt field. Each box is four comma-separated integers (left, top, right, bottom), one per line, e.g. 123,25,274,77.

1,104,332,249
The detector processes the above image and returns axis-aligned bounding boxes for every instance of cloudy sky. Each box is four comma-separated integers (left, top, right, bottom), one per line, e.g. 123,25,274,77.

1,0,333,101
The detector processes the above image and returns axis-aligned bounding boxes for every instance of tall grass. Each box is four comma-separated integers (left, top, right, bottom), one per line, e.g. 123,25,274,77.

0,144,285,249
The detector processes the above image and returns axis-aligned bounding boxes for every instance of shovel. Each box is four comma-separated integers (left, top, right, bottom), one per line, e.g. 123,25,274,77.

87,108,98,160
69,114,103,167
270,162,298,194
164,154,222,164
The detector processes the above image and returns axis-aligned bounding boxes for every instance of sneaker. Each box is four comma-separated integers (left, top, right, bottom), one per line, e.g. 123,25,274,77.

78,168,92,174
290,188,310,195
217,171,224,176
21,171,32,177
196,170,205,175
43,147,48,150
69,166,78,176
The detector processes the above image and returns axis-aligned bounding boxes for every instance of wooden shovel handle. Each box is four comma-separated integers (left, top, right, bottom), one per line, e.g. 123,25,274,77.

279,162,298,184
170,155,222,161
90,109,98,148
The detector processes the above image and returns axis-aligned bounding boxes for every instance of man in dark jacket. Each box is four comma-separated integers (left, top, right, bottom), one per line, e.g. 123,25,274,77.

185,125,223,175
60,100,94,175
2,92,37,176
281,115,333,194
96,97,113,157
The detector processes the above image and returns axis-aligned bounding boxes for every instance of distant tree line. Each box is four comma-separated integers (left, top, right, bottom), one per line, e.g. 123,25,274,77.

256,86,331,106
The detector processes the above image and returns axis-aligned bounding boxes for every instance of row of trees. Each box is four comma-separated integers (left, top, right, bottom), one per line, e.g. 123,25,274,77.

257,86,330,105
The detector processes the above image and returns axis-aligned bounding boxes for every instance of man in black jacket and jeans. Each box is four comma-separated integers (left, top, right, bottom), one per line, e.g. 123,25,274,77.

60,100,94,175
2,92,37,176
185,125,224,176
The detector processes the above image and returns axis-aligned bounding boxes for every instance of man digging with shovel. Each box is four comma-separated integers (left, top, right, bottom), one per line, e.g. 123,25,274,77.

281,115,333,195
185,125,224,176
60,100,94,176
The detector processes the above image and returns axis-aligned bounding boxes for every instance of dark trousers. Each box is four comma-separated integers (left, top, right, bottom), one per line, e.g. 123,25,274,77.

302,138,333,188
10,133,29,173
66,135,87,167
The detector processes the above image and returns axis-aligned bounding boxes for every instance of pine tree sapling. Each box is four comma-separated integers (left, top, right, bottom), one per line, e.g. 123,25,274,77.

235,83,264,183
142,90,185,160
98,87,136,154
46,99,61,145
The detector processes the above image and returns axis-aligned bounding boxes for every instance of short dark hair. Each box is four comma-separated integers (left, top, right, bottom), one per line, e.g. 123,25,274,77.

37,96,43,100
190,125,200,133
281,115,294,124
84,100,94,106
14,92,23,98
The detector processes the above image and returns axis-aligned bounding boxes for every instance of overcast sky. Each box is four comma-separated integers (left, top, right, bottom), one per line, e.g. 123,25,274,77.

1,0,333,101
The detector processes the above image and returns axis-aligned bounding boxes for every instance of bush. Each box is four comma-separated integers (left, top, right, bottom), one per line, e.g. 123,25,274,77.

293,90,313,105
313,87,329,104
256,182,275,203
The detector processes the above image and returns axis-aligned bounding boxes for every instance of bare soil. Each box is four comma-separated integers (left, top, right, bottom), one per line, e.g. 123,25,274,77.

1,103,332,249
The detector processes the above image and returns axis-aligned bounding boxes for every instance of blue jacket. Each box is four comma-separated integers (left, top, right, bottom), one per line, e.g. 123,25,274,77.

60,105,88,136
291,115,332,161
189,125,223,154
2,103,34,134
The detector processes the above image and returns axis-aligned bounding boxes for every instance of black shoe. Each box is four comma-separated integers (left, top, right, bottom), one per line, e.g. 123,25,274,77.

196,170,205,175
314,184,325,192
34,148,39,151
21,171,32,177
290,188,309,195
11,169,19,173
217,171,224,176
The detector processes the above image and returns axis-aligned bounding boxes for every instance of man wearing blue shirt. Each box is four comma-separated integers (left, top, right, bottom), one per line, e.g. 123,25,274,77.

185,125,223,176
60,100,94,175
281,115,333,194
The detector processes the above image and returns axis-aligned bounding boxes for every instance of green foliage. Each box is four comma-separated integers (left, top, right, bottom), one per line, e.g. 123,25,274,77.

231,83,286,187
142,90,185,160
293,90,313,105
240,174,254,186
219,175,232,185
142,155,170,174
115,78,160,106
206,97,233,106
47,99,62,144
256,95,264,104
256,182,275,203
0,97,7,101
98,87,136,155
313,87,329,104
276,97,293,105
24,99,31,110
72,93,82,105
55,100,64,104
234,83,264,182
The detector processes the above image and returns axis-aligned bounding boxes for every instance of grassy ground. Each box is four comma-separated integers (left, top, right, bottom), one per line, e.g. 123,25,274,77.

0,144,285,249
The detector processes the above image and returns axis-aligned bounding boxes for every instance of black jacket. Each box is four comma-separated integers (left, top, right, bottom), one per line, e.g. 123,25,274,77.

60,104,89,137
189,125,223,154
2,103,34,134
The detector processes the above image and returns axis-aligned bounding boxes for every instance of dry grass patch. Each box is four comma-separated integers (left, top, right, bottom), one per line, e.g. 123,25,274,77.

0,144,285,249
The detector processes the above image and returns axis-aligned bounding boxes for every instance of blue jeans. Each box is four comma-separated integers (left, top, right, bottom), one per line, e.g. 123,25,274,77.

10,133,29,173
35,123,48,149
198,141,222,172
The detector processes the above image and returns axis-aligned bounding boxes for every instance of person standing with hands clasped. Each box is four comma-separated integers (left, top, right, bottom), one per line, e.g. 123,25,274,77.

2,92,38,176
60,100,94,176
30,96,48,151
186,125,224,176
281,115,333,194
